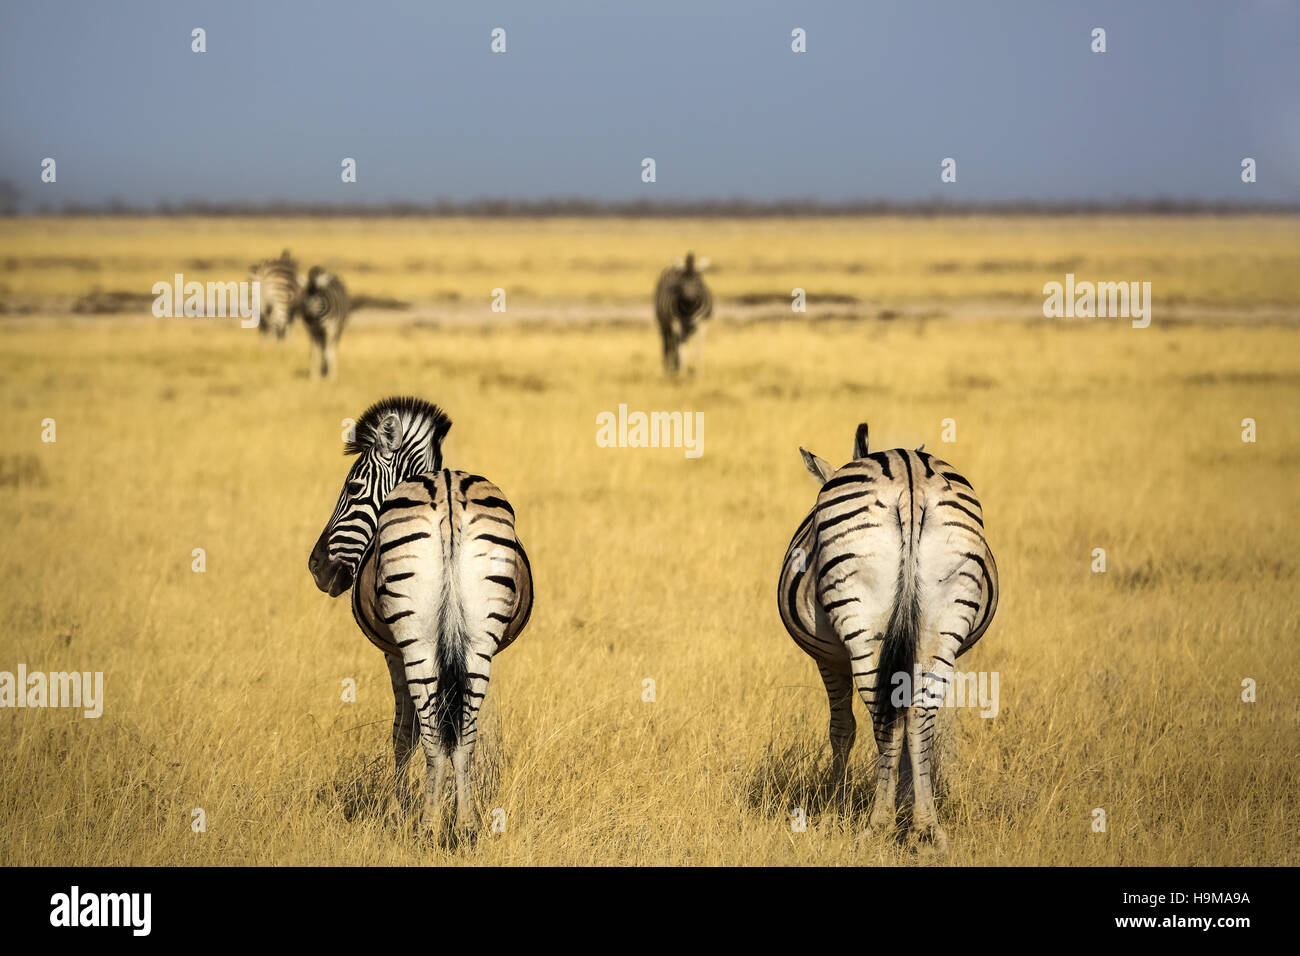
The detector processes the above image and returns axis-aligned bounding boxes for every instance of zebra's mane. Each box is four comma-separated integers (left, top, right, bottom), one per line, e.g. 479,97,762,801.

252,249,297,271
344,396,452,456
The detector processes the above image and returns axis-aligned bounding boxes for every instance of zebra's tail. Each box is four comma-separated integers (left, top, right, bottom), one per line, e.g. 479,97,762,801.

878,525,919,718
433,562,469,754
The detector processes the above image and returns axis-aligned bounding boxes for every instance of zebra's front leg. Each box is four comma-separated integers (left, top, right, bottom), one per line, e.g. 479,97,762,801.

816,660,856,786
662,336,680,374
323,336,338,378
309,333,324,378
384,653,417,820
451,654,493,840
687,323,707,376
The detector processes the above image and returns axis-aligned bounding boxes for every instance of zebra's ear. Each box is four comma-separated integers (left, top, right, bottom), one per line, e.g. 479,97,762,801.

695,256,711,271
374,412,403,458
672,256,684,269
799,447,835,484
852,423,869,458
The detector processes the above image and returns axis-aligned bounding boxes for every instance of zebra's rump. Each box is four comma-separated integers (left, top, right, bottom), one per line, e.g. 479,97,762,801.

779,447,998,662
353,469,533,656
249,257,300,316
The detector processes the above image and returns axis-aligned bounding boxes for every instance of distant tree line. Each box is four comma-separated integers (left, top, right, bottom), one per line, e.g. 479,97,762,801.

0,187,1296,217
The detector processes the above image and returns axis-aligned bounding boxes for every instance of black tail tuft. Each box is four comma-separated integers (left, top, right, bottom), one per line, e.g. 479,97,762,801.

877,565,919,716
434,608,467,753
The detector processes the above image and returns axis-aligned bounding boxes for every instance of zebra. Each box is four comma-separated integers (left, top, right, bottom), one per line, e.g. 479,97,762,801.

654,252,713,374
295,265,350,378
777,422,998,854
307,396,534,840
248,249,300,340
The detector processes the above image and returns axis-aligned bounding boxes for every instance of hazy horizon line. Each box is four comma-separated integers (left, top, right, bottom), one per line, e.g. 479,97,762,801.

5,197,1299,218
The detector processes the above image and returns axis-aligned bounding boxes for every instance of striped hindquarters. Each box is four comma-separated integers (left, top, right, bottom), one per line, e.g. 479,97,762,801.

249,252,299,335
779,448,998,674
353,469,532,658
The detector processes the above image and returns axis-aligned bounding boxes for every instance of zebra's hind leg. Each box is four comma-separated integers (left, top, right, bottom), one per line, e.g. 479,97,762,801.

384,654,418,821
450,653,493,842
815,661,856,787
839,626,904,837
905,630,963,856
399,642,452,842
865,709,906,837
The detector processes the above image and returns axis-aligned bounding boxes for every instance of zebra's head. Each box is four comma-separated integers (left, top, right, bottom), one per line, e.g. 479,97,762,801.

797,422,870,484
299,266,332,320
309,396,452,597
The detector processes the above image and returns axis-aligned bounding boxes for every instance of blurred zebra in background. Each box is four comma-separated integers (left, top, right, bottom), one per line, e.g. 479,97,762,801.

308,396,534,841
778,423,998,855
654,252,713,374
248,249,299,339
296,265,350,378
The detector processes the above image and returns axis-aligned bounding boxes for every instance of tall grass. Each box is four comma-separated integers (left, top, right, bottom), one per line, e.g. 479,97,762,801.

1,301,1296,865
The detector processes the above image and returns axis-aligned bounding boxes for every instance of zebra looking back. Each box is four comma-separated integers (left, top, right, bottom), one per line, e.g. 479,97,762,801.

778,422,998,854
249,249,299,339
654,252,713,374
295,265,349,378
308,396,533,841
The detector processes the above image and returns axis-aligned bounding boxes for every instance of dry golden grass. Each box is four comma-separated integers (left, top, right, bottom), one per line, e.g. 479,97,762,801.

0,216,1297,865
3,215,1298,308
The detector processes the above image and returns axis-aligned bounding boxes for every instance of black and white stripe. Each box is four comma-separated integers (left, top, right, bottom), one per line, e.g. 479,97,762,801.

778,422,998,854
308,396,533,840
249,249,300,340
295,265,350,378
653,252,713,374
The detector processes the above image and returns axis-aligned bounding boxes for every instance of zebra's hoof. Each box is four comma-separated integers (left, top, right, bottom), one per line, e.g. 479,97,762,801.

907,824,949,857
865,807,897,835
382,797,406,828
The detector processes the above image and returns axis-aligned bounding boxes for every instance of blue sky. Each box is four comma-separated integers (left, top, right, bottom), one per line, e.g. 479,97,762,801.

1,0,1297,206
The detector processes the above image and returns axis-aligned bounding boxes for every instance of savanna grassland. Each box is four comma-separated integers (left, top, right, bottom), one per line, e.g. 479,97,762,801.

0,216,1297,866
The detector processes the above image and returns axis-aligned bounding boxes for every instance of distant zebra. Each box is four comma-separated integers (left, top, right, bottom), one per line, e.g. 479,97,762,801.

308,396,533,840
295,265,350,378
249,249,299,339
778,423,998,854
654,252,713,374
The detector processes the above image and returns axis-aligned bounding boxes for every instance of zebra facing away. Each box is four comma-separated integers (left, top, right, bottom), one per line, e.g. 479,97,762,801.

295,265,350,378
248,249,300,339
308,396,533,841
654,252,713,374
778,423,998,854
